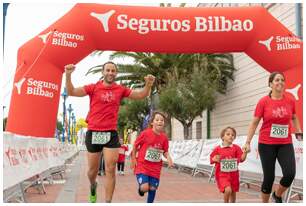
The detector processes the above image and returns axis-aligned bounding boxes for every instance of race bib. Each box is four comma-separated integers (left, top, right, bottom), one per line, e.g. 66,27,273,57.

220,158,238,172
118,148,125,155
145,147,163,162
92,132,111,145
270,124,289,138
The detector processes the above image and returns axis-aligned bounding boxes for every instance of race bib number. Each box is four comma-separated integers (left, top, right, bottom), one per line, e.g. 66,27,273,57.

220,158,238,172
270,124,289,138
92,132,111,145
118,148,125,155
145,148,163,162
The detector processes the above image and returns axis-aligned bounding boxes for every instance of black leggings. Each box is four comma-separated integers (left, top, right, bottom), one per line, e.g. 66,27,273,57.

117,162,125,172
258,143,296,194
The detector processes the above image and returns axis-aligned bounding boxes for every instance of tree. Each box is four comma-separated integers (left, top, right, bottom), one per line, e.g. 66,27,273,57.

87,52,185,94
189,53,235,94
76,118,88,134
159,70,217,139
117,98,150,137
158,54,236,140
56,120,63,133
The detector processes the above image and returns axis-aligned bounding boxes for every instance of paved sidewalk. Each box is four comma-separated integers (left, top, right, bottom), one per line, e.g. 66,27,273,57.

25,151,265,203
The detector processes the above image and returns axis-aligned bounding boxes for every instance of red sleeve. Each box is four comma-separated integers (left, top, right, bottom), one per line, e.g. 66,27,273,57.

254,97,266,118
163,137,169,153
124,145,129,151
121,85,132,98
134,131,145,150
235,145,243,163
210,146,219,165
84,83,95,95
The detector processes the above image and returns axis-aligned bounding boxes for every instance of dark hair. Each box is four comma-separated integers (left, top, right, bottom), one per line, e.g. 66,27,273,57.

268,71,285,96
147,111,167,128
102,61,117,71
220,127,236,140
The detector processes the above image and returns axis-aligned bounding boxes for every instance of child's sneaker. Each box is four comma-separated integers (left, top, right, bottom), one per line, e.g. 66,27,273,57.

138,187,145,196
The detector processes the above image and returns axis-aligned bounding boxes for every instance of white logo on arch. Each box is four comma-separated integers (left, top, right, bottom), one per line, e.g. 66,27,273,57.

258,36,274,51
38,31,52,44
14,78,26,95
90,10,116,32
286,84,301,100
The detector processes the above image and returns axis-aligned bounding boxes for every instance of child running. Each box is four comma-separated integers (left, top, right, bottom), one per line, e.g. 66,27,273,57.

131,111,174,203
210,126,248,203
117,138,129,175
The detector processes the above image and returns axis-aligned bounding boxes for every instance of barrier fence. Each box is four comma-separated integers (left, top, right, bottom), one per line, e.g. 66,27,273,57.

166,135,303,202
3,132,302,202
3,132,79,202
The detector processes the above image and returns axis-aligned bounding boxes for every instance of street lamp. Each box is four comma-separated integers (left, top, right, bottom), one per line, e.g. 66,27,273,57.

72,113,76,144
71,112,75,143
67,104,73,143
61,88,68,143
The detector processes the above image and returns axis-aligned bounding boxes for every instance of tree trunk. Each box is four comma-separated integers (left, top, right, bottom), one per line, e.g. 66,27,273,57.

152,93,160,110
183,124,189,140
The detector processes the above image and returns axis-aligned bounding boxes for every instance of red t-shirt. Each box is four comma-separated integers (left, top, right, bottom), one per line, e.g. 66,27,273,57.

210,144,243,192
118,145,129,163
254,95,296,144
84,81,131,131
134,128,169,179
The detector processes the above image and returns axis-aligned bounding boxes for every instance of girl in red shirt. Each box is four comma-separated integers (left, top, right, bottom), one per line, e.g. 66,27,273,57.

131,111,174,203
117,138,129,175
210,127,247,203
243,72,302,203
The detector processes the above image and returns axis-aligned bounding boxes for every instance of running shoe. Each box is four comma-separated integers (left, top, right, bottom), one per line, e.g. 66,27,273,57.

89,182,97,203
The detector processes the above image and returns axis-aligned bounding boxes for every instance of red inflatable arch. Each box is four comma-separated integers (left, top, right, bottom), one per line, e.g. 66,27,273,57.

6,4,303,137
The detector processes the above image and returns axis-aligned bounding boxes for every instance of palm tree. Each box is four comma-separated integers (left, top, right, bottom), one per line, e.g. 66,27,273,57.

190,53,235,94
86,52,186,94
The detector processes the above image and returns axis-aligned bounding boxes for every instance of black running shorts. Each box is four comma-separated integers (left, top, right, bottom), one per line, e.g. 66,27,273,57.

85,130,120,153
